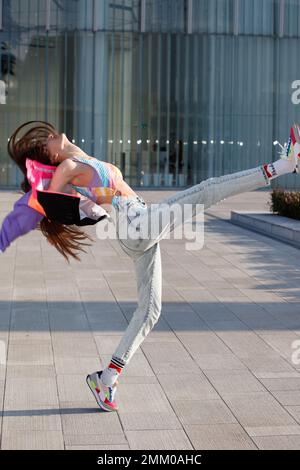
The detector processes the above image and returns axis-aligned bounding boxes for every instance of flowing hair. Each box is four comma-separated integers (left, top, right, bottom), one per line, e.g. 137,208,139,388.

7,120,94,262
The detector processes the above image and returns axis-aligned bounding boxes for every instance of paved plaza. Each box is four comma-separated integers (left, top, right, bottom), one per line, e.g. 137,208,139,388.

1,188,300,450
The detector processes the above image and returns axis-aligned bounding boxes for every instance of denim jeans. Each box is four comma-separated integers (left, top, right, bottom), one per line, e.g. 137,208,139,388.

111,165,270,365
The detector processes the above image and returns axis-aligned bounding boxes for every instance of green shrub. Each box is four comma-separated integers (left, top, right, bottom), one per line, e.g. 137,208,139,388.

269,189,300,220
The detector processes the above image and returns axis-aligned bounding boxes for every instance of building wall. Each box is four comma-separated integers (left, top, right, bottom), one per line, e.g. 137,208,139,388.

0,0,300,189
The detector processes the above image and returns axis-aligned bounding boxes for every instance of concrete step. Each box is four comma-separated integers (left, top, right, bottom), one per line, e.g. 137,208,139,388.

231,211,300,249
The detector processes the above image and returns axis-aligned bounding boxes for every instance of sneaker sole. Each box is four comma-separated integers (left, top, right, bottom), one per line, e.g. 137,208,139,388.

86,375,118,412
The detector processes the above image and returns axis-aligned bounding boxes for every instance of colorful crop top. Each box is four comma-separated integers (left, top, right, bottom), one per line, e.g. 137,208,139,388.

69,155,137,207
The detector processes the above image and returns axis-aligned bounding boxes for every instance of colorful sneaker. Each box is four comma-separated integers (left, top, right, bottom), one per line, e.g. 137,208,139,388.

86,371,119,412
277,124,300,173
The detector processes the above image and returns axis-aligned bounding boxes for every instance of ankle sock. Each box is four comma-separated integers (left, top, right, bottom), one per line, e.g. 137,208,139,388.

101,357,125,387
263,158,295,180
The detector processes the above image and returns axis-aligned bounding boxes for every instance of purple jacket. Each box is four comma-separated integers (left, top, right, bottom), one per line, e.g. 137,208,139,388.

0,190,43,253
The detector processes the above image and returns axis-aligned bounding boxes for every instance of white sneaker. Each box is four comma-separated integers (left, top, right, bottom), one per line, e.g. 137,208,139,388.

277,124,300,173
86,370,119,412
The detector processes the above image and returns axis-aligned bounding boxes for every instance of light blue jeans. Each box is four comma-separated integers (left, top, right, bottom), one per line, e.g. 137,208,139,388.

112,165,270,365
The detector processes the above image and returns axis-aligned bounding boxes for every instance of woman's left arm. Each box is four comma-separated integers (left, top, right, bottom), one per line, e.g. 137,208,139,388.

47,159,82,193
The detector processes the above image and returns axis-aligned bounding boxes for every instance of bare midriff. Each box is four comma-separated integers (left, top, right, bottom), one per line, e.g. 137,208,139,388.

69,155,138,206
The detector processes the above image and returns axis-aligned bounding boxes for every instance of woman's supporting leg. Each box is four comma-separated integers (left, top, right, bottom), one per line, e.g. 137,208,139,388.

100,241,162,386
100,165,268,386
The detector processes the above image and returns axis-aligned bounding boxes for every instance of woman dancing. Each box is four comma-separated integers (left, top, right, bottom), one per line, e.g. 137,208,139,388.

1,120,299,412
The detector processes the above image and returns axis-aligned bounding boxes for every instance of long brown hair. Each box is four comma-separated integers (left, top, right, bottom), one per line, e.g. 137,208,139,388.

7,120,94,262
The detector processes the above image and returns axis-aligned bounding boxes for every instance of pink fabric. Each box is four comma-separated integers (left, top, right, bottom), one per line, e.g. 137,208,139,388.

25,158,57,198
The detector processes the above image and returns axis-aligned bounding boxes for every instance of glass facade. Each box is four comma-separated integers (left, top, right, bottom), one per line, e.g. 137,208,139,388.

1,0,300,189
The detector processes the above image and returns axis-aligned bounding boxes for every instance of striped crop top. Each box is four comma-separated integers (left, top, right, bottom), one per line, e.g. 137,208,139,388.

69,155,137,207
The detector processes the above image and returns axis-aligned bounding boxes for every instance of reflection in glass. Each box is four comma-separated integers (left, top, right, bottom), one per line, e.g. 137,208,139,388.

1,0,300,190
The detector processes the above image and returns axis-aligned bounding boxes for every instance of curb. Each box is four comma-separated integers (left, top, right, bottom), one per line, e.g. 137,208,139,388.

230,211,300,250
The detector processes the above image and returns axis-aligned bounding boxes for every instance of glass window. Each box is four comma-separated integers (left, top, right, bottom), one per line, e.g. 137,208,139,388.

145,0,185,33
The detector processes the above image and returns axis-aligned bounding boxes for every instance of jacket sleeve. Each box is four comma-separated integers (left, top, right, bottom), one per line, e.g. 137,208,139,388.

0,191,43,253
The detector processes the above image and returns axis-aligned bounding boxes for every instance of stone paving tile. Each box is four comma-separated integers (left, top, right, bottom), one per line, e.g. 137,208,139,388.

49,315,91,333
207,319,252,332
1,430,64,450
93,334,127,355
0,379,5,404
172,399,237,425
90,325,130,338
156,373,219,401
59,402,123,437
10,316,49,333
183,424,257,450
255,371,300,379
143,330,179,343
125,430,193,450
84,305,125,320
245,424,300,437
241,354,296,375
0,367,5,381
54,356,101,375
7,339,54,366
52,335,99,357
190,303,237,323
5,365,56,379
222,391,297,427
57,374,94,403
252,434,300,450
64,433,128,447
260,376,300,391
85,311,128,332
0,309,10,328
117,382,176,413
204,370,265,394
47,301,84,313
271,391,300,406
177,331,234,356
9,330,51,341
4,377,59,409
2,405,63,431
162,309,210,332
285,406,300,423
114,376,158,385
119,411,182,431
141,341,200,375
215,331,277,358
193,354,247,371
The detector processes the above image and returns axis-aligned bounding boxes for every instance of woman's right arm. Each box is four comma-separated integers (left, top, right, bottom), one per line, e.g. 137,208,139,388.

0,191,43,253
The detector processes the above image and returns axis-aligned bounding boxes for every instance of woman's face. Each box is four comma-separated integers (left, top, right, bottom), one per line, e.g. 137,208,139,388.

46,132,69,164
